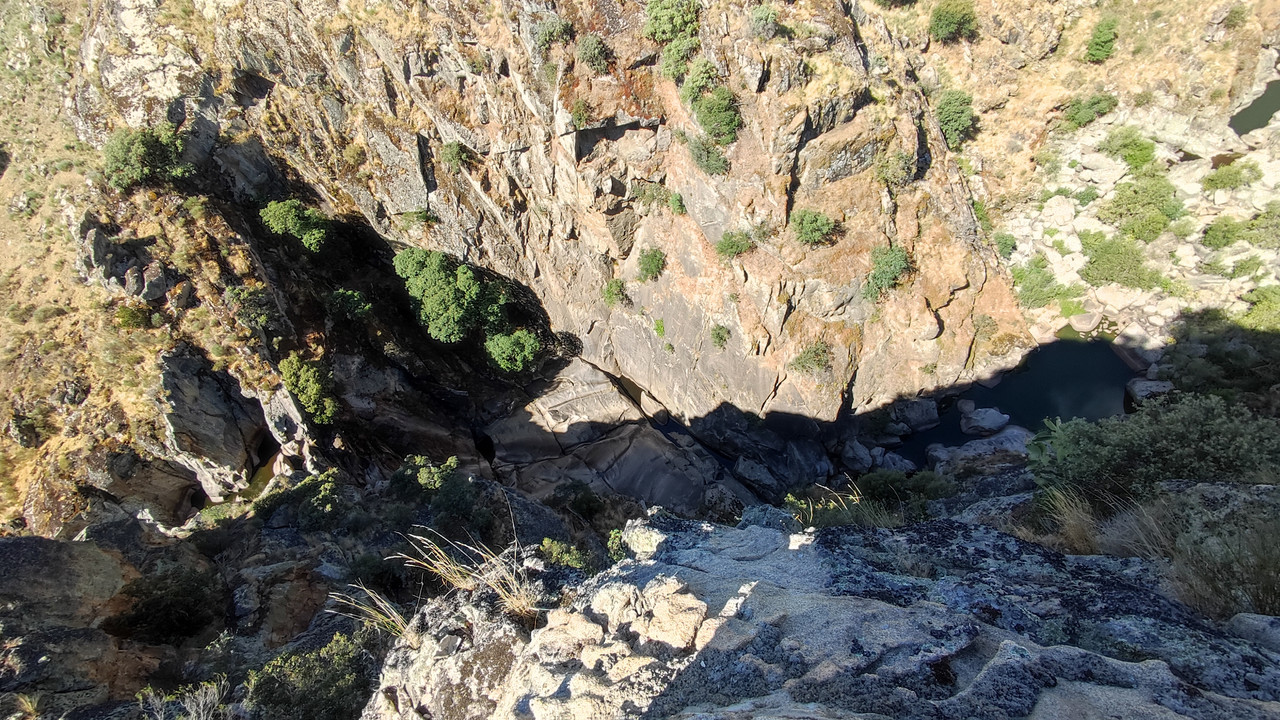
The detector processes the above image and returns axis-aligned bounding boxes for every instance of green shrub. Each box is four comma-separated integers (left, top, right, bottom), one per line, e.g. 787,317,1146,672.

710,324,730,349
246,633,373,720
571,99,590,129
260,199,328,252
692,87,742,145
429,474,492,537
1098,167,1183,241
534,17,573,55
856,469,957,518
669,192,686,214
1228,255,1265,280
1098,126,1154,170
971,198,993,233
784,486,900,528
935,90,975,149
653,318,666,337
439,141,476,172
789,340,832,375
1031,394,1280,502
1078,230,1162,289
1241,286,1280,332
607,529,627,562
631,180,672,207
577,33,610,73
1010,255,1083,308
660,34,699,80
875,150,916,188
1202,159,1262,192
225,285,279,335
994,232,1016,258
540,538,590,570
929,0,977,42
1244,202,1280,248
1063,93,1118,129
679,58,719,104
790,209,836,246
863,245,911,300
388,455,458,500
393,248,506,343
603,278,629,307
1074,186,1100,206
1084,17,1118,63
484,329,541,372
716,230,754,258
326,289,372,320
295,469,353,531
1223,4,1249,29
1202,216,1247,249
115,304,150,329
638,247,667,281
749,4,780,39
102,123,191,192
686,134,729,174
280,353,340,424
104,567,220,644
644,0,700,42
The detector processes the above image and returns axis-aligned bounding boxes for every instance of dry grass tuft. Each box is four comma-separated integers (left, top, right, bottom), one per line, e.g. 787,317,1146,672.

329,581,420,649
399,531,540,621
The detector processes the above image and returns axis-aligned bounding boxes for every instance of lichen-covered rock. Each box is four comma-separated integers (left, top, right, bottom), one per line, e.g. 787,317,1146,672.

360,516,1280,720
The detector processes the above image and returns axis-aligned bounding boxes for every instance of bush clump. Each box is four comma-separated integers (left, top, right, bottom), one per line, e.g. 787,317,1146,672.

862,245,911,300
1202,216,1247,250
710,324,730,349
790,209,836,246
660,34,699,80
875,150,916,188
1032,394,1280,501
1098,126,1154,171
691,87,743,145
749,4,781,39
929,0,977,42
1062,93,1118,130
388,455,459,501
534,17,573,55
115,304,151,329
103,123,191,192
1202,159,1262,192
644,0,700,42
1084,17,1119,63
716,230,754,258
393,249,505,344
638,247,667,281
1078,230,1163,289
789,340,832,375
279,353,340,424
484,329,541,372
540,538,591,570
225,285,279,337
935,90,975,150
1011,255,1083,308
685,134,729,174
577,33,610,73
326,289,372,320
1223,5,1249,30
1098,167,1184,242
246,632,374,720
439,141,477,172
669,192,686,214
994,232,1017,258
261,199,328,252
602,278,629,307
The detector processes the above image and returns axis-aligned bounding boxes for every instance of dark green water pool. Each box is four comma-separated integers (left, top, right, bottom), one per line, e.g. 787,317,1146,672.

1230,79,1280,135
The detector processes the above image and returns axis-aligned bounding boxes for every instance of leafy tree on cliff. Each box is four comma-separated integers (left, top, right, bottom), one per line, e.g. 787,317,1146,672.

393,248,505,344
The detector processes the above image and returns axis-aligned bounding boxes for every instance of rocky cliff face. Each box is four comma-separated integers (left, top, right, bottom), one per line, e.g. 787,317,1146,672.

359,511,1280,719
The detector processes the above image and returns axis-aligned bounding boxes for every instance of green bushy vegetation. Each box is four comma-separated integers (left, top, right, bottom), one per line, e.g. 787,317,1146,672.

631,180,672,207
1202,159,1262,192
429,473,493,537
638,247,667,281
540,538,590,570
534,17,573,55
571,99,590,129
1078,230,1162,289
660,34,699,80
1159,307,1280,408
261,199,328,252
326,289,372,320
1241,286,1280,332
393,249,504,344
994,232,1016,258
103,123,191,192
653,317,666,337
225,285,279,337
935,90,975,150
602,278,629,307
115,304,151,329
856,469,956,519
1223,4,1249,29
929,0,977,43
971,199,993,233
279,353,340,424
679,58,718,103
439,141,477,172
790,209,836,246
784,486,900,528
789,340,832,375
749,4,781,39
683,133,729,174
484,329,541,372
1097,167,1183,242
1202,216,1247,249
577,33,610,73
710,324,730,349
104,567,221,644
689,86,742,145
862,245,911,300
1245,202,1280,248
1098,126,1154,170
1084,17,1119,63
388,455,458,501
669,192,686,214
716,230,753,258
875,150,916,188
247,632,374,720
644,0,700,42
1010,255,1083,308
1073,186,1100,206
1062,93,1118,130
1031,394,1280,502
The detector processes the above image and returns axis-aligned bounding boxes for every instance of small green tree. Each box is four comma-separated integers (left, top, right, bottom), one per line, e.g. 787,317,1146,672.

679,58,720,104
790,209,836,246
749,4,780,39
260,199,328,252
644,0,700,42
716,230,753,258
929,0,977,43
862,245,911,300
279,353,340,424
638,247,667,281
1202,159,1262,192
102,123,191,192
692,87,742,145
875,150,916,188
710,324,730,349
577,33,610,73
935,90,975,150
1098,126,1155,170
246,633,374,720
1084,17,1118,63
1063,93,1118,129
485,329,541,372
1202,216,1246,249
393,249,506,343
660,34,700,80
326,289,372,320
994,232,1016,259
603,278,629,307
669,192,686,214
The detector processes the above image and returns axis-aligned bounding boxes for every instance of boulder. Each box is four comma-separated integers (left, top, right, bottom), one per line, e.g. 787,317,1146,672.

1126,378,1175,404
930,425,1036,477
960,407,1010,436
840,439,873,473
892,398,940,432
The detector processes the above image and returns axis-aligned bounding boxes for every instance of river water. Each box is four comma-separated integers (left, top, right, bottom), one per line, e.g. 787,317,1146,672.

1230,79,1280,135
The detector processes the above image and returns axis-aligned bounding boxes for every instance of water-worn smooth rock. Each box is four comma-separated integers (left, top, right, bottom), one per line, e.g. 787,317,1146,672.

360,515,1280,720
959,407,1010,436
